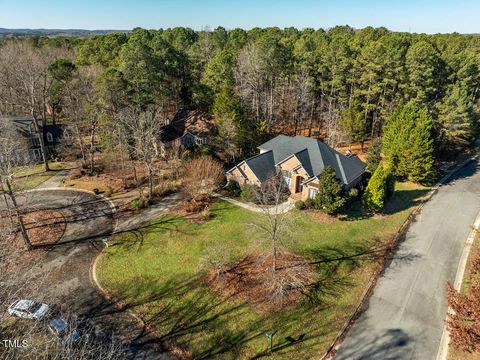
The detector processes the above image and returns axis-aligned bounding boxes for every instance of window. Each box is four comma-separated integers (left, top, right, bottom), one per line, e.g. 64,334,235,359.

282,170,292,187
46,132,53,143
31,137,40,146
308,188,318,199
32,149,42,159
195,137,206,145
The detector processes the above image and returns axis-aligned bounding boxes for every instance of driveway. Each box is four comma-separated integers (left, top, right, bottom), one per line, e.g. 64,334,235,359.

1,188,178,359
335,160,480,359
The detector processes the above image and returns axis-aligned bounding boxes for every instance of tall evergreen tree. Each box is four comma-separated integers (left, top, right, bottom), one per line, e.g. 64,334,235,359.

382,102,435,183
436,84,477,149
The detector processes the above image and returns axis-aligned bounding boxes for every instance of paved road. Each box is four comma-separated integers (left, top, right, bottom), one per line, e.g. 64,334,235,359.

335,160,480,360
2,189,178,359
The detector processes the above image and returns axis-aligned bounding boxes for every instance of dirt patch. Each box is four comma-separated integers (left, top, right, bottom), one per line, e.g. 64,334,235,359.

305,209,338,224
65,174,124,195
22,209,66,245
172,198,214,223
207,253,316,312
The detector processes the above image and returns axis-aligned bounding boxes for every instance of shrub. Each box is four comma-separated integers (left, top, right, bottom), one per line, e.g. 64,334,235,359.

104,186,113,197
304,198,315,209
199,207,212,221
240,184,260,203
225,179,241,196
363,165,388,213
182,156,225,200
182,149,192,159
314,166,347,214
347,187,360,201
154,180,180,197
131,196,149,210
295,200,306,210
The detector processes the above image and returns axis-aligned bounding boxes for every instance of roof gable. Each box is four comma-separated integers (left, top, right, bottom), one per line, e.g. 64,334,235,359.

259,135,365,186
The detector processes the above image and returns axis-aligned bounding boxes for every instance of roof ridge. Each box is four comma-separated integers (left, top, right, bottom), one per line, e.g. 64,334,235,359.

245,149,273,162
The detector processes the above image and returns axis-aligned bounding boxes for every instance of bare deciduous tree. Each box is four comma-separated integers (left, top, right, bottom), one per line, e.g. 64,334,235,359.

0,42,68,171
250,174,292,272
0,117,32,250
182,156,225,201
118,105,163,198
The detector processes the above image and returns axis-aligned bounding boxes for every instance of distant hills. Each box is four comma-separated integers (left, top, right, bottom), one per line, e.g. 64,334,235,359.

0,28,130,37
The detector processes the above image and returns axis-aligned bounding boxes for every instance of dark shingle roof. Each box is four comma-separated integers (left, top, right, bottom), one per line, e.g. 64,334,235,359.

244,150,276,182
160,109,215,143
255,135,366,186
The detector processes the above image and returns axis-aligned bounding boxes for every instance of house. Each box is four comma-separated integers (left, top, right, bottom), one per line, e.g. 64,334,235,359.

227,135,366,201
160,109,216,152
3,116,65,160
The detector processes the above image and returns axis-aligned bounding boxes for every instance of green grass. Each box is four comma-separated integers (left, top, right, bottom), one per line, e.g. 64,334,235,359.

9,162,68,191
97,182,429,359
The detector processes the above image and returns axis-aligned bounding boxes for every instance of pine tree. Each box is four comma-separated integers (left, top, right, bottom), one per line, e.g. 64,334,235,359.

314,166,346,214
437,84,477,149
363,165,386,213
340,100,367,149
212,84,244,162
366,138,382,173
382,102,435,183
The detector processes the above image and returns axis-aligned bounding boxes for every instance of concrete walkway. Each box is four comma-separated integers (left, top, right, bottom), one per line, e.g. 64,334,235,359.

212,192,296,214
335,159,480,360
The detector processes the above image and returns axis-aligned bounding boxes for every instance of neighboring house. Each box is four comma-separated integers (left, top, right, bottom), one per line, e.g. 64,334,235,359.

159,109,216,152
3,116,64,160
227,135,366,201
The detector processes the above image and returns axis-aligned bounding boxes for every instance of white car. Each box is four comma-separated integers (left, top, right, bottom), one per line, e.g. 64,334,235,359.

8,299,50,320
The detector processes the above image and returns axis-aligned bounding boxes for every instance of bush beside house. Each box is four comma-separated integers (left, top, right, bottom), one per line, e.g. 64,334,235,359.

313,166,347,214
363,165,395,213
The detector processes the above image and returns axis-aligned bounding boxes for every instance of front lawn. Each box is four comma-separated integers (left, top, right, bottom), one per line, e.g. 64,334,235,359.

97,182,429,359
10,162,68,190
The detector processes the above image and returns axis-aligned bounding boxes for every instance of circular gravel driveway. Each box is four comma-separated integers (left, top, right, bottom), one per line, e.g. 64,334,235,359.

2,188,174,359
16,188,115,244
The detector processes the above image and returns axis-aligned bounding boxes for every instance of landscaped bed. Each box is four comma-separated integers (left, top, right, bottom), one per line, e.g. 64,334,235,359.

97,182,429,359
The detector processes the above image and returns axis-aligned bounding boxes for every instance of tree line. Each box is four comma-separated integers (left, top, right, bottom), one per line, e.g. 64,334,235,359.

0,26,479,177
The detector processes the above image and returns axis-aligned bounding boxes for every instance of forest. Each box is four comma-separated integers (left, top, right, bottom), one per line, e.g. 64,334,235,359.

0,25,479,182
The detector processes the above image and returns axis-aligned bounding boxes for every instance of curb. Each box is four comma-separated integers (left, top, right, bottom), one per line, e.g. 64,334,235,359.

322,155,478,360
89,246,147,330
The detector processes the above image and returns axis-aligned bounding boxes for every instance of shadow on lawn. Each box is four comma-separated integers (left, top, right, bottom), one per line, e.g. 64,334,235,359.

91,228,423,359
340,186,431,221
303,238,420,307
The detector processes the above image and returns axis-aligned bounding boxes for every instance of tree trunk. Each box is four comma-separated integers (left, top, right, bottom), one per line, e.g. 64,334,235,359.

74,124,87,165
5,178,32,251
272,236,277,273
31,112,50,172
89,120,97,174
2,185,14,227
147,163,153,199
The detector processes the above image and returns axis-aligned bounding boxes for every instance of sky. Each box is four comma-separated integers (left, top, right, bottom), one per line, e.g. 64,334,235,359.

0,0,478,34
